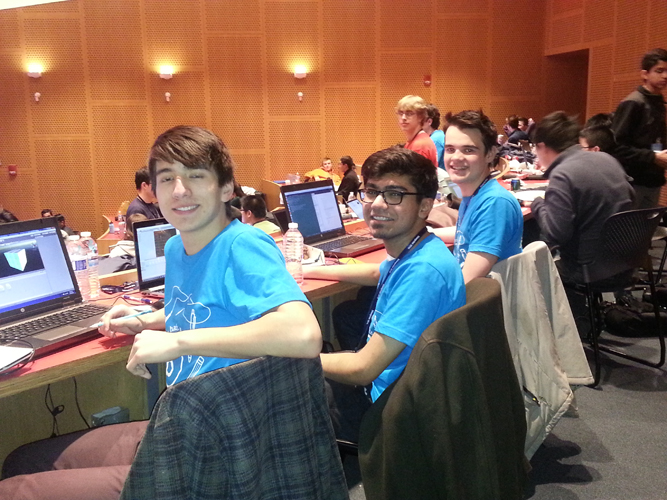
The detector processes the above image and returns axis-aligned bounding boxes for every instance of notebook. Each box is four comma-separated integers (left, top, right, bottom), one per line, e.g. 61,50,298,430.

133,218,178,298
281,180,384,258
0,218,109,356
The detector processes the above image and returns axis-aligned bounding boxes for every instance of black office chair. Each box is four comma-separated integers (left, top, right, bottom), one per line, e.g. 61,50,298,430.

574,207,667,386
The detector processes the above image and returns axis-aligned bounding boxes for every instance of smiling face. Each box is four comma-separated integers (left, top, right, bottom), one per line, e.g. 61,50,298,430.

154,160,233,254
444,126,496,197
362,174,432,257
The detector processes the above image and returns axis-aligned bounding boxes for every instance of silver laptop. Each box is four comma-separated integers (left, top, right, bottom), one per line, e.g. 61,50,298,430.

134,218,178,298
0,218,109,356
280,180,384,258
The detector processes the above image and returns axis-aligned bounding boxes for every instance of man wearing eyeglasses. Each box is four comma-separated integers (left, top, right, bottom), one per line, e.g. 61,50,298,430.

395,95,438,168
432,110,523,283
304,147,465,441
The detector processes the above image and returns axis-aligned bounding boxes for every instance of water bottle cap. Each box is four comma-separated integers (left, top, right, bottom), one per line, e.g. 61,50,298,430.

67,235,80,241
80,231,91,237
288,222,299,229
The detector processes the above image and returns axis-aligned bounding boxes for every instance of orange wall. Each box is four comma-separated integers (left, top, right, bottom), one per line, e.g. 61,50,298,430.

3,0,549,235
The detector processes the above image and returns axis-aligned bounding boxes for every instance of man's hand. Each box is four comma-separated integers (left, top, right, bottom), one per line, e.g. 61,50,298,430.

655,150,667,170
126,330,181,379
98,305,146,338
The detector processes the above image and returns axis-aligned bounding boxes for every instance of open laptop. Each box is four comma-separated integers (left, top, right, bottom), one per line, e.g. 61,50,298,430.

281,180,383,258
0,218,109,356
134,218,178,298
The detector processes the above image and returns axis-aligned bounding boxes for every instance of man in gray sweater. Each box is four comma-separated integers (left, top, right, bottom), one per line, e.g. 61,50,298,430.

530,112,635,283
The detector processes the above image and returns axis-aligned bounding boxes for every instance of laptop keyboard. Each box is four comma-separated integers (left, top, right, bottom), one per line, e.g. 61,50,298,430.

313,235,370,252
0,304,109,342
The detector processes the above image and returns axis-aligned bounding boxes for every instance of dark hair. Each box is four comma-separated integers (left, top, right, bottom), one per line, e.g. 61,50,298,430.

580,125,616,153
55,214,65,223
426,104,441,129
534,111,580,153
148,126,235,218
241,194,268,220
444,109,498,154
41,208,53,217
584,113,613,128
125,213,148,241
340,156,355,169
361,147,438,201
518,117,528,126
134,167,151,190
508,116,520,129
641,48,667,71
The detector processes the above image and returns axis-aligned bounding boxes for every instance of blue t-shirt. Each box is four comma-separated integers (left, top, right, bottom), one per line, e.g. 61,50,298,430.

368,234,465,401
453,179,523,266
430,129,446,170
164,220,309,386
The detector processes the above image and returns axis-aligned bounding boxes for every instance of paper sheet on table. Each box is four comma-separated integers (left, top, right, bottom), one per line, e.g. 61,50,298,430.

0,345,33,373
513,190,546,202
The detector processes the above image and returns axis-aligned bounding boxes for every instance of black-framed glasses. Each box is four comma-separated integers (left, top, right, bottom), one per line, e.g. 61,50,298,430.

358,189,423,205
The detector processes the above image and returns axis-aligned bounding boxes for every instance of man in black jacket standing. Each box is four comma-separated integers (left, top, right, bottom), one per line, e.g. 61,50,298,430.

612,48,667,208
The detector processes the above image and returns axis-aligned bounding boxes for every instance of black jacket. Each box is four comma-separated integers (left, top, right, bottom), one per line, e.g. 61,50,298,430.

611,86,667,187
337,169,360,201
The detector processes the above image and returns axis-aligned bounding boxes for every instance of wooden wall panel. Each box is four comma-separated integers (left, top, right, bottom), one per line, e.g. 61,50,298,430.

323,0,375,83
437,0,488,15
0,171,38,223
92,104,151,232
613,0,648,75
435,16,488,117
233,153,266,190
24,18,88,135
0,53,32,182
379,52,432,148
265,2,320,117
550,13,583,49
380,0,432,50
144,0,203,69
84,0,146,101
611,79,639,111
587,44,613,117
150,71,208,135
208,36,265,150
269,120,321,180
0,9,21,51
324,87,377,164
552,0,583,15
489,100,541,129
648,0,667,48
583,0,614,43
205,0,261,32
35,139,96,234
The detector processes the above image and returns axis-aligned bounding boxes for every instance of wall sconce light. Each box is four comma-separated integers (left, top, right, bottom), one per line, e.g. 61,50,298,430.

165,92,171,102
423,74,432,87
159,65,174,80
27,63,43,78
297,92,303,102
294,65,307,79
34,92,41,102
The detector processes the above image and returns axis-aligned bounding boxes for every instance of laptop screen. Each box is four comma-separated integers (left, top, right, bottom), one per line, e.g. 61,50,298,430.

281,180,345,241
0,225,77,316
134,219,178,289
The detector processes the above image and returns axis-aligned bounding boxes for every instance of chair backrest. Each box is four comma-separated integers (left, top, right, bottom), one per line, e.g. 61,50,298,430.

600,207,667,271
359,278,527,500
121,357,347,500
118,200,130,215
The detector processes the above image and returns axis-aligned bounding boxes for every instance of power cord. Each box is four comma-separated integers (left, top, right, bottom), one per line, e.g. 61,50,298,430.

73,377,91,429
44,384,63,438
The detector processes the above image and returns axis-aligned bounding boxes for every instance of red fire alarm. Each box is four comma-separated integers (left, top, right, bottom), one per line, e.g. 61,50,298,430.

8,164,17,176
423,74,432,87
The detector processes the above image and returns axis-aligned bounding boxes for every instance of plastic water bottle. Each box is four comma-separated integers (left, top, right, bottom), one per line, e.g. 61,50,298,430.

283,222,304,285
117,211,126,236
66,235,90,300
80,232,100,299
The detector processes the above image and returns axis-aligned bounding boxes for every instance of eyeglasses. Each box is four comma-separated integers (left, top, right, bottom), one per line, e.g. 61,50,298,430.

395,110,416,118
359,189,423,205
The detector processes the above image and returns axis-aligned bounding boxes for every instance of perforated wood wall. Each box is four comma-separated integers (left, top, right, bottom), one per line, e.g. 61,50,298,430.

3,0,659,235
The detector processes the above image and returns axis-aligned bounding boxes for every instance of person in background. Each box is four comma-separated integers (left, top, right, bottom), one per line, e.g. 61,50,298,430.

240,194,281,234
518,116,536,138
531,111,634,283
506,116,530,145
109,213,148,258
55,214,74,236
0,205,18,224
611,48,667,208
580,124,616,154
424,104,446,170
337,156,360,201
395,95,438,168
41,208,53,218
432,110,523,283
303,157,341,184
126,167,162,219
